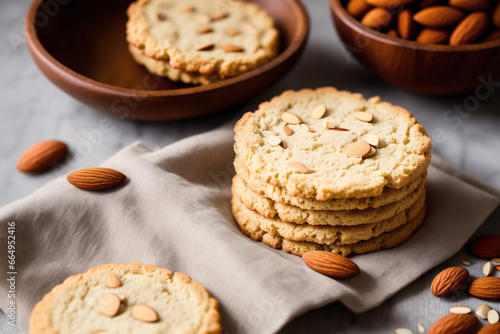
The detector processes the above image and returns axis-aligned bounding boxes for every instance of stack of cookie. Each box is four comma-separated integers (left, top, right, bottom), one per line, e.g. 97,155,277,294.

125,0,279,85
232,87,431,256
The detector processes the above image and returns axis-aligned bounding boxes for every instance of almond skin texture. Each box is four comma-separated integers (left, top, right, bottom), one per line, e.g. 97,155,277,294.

467,277,500,300
67,167,127,191
450,12,489,45
416,28,451,44
365,0,415,7
302,251,360,279
431,267,469,297
398,9,417,40
17,140,68,173
469,235,500,258
494,2,500,28
477,323,500,334
413,6,465,28
347,0,372,19
361,7,393,30
428,314,478,334
449,0,490,11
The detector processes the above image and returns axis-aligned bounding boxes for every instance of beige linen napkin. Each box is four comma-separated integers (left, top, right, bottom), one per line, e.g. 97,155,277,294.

0,124,498,334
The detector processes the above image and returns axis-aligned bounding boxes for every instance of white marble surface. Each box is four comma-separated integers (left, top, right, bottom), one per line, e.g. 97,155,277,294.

1,0,500,333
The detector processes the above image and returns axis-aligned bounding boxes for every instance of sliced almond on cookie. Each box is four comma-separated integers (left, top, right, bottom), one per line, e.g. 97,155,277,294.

287,161,307,170
220,45,244,52
97,293,121,317
105,273,122,289
225,27,240,36
282,112,302,124
354,111,374,123
310,104,327,119
210,11,228,21
196,43,215,51
198,27,213,34
362,134,379,147
132,305,159,323
267,135,282,146
322,120,336,130
180,6,196,13
301,124,314,132
283,125,293,136
342,142,371,157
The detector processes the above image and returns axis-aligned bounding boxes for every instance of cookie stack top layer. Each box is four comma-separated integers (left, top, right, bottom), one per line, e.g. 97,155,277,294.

126,0,279,78
30,263,222,334
234,87,431,200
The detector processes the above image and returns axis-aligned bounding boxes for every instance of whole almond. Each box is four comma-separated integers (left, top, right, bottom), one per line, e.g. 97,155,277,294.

468,277,500,300
416,28,451,44
431,267,469,297
413,6,465,28
347,0,372,19
469,235,500,258
131,304,159,323
361,7,393,30
428,313,478,334
477,323,500,334
398,9,417,40
365,0,415,7
449,0,490,11
483,30,500,43
302,251,360,279
450,12,489,45
17,140,68,173
67,167,126,191
494,2,500,28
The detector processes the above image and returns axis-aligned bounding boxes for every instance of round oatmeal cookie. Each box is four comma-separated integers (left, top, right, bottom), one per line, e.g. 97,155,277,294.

126,0,279,78
232,174,425,226
231,193,425,246
129,44,220,85
30,263,222,334
232,196,427,256
233,87,431,200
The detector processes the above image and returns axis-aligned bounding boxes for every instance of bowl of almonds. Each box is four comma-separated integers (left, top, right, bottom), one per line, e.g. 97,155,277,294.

329,0,500,95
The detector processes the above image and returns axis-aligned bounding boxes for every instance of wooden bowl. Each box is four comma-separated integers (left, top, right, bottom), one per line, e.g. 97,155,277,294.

25,0,309,121
329,0,500,95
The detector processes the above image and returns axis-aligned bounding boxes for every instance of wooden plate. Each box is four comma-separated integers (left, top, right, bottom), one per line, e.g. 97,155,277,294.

25,0,309,120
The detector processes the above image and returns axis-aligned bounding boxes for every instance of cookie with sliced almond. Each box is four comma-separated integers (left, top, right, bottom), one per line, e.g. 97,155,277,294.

233,87,431,200
29,263,222,334
126,0,279,84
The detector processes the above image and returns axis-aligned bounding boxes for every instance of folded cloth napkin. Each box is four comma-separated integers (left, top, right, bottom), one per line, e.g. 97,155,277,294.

0,123,498,334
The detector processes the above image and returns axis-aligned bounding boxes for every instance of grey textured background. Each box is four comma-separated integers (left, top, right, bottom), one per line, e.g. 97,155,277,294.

1,0,500,333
